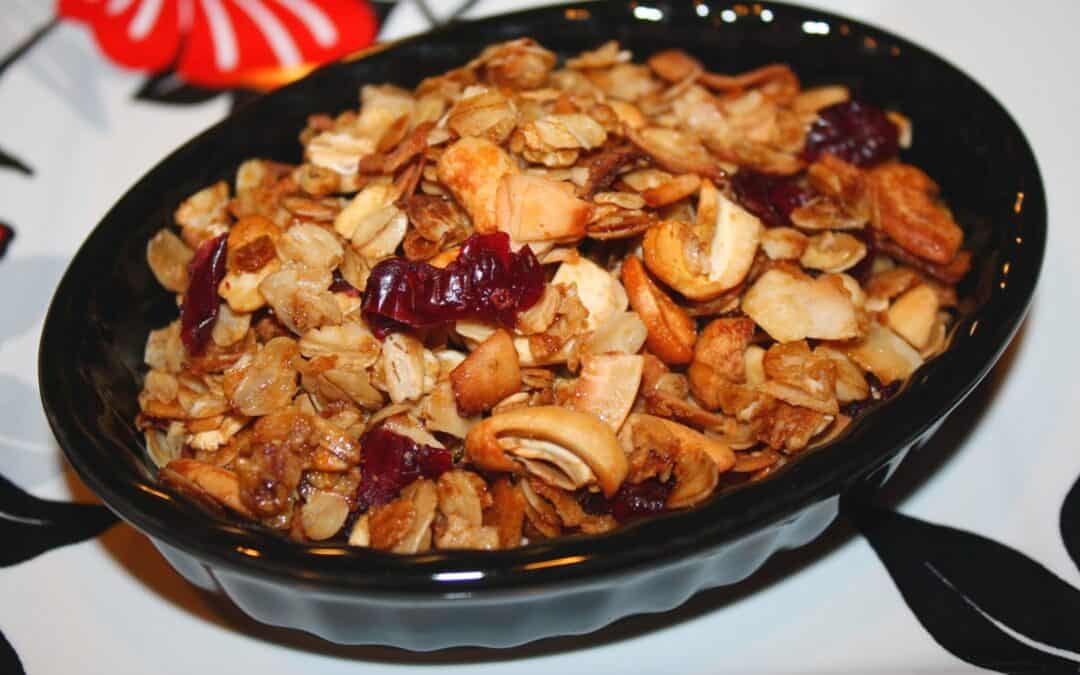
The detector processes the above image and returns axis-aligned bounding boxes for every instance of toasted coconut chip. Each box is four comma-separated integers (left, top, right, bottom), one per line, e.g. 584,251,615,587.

887,284,940,349
742,268,860,343
571,353,643,432
147,229,194,293
496,174,590,243
840,320,924,385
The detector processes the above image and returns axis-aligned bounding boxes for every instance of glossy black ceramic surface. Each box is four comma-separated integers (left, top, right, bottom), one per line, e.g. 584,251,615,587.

39,0,1044,649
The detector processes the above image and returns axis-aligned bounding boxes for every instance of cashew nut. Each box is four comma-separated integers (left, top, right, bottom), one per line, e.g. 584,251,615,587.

465,406,628,497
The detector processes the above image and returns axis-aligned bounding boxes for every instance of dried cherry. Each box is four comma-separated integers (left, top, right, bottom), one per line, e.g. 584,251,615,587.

802,100,899,167
731,170,815,227
355,427,453,511
179,233,227,355
361,232,544,339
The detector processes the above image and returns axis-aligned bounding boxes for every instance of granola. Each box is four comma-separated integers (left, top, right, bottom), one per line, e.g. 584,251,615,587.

140,39,968,550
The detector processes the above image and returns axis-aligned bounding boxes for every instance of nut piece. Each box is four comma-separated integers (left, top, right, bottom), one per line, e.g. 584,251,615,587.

868,163,963,265
841,320,924,384
742,268,859,343
688,318,756,411
437,136,519,234
886,284,940,349
495,174,590,243
642,198,761,301
619,414,734,508
551,255,628,331
571,353,644,432
451,329,522,415
465,406,628,497
622,255,697,364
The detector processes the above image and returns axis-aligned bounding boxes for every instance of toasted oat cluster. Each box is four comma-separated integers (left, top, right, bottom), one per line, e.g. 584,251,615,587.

138,39,968,551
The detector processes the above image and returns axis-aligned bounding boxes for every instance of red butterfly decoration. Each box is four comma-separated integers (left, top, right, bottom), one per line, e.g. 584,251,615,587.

58,0,378,89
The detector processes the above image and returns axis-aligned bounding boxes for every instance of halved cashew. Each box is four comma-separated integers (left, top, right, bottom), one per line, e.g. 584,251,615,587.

742,268,859,343
619,414,734,508
161,459,252,516
643,195,761,299
495,174,591,243
451,329,522,415
886,284,940,349
621,255,697,364
551,255,628,331
437,136,518,234
840,320,924,384
300,489,350,541
465,406,627,497
571,354,644,432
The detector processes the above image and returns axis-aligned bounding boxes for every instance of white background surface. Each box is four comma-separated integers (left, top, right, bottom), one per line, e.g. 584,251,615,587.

1,1,1079,672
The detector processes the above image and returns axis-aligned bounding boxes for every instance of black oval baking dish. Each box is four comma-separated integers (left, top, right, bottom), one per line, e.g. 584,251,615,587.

39,0,1044,650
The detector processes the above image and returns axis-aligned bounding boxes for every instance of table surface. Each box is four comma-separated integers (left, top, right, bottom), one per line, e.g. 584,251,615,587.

2,1,1079,673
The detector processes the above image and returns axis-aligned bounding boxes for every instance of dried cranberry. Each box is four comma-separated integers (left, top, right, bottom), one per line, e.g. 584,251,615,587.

329,269,360,296
802,100,899,167
361,232,544,339
0,221,13,259
731,170,815,227
576,489,612,516
355,427,452,511
179,233,227,355
610,479,673,522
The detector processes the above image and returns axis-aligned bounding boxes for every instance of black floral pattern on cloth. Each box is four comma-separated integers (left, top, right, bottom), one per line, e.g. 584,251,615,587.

0,627,25,675
0,473,117,568
1061,475,1080,580
850,501,1080,673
